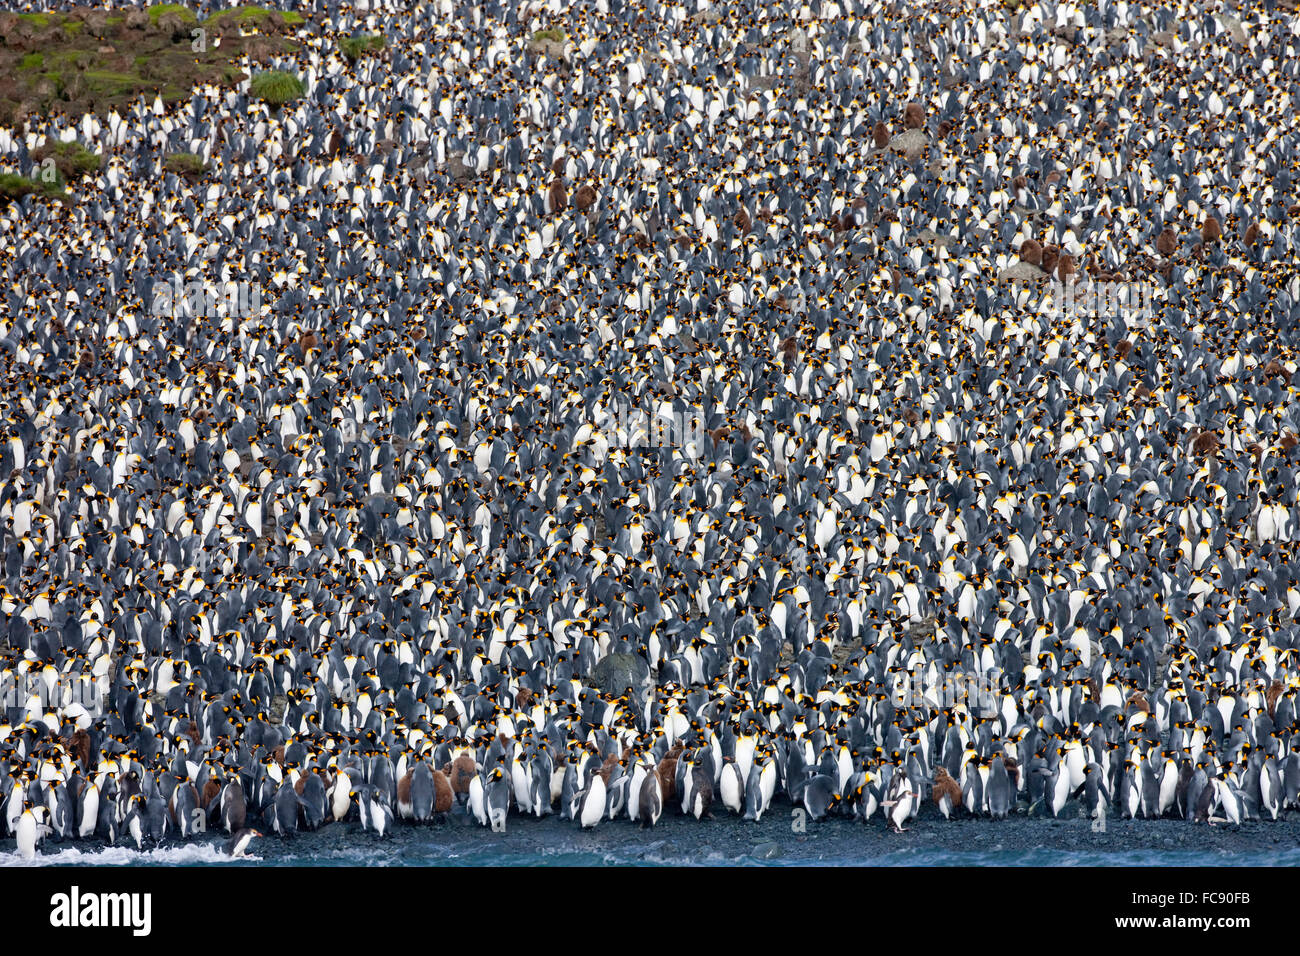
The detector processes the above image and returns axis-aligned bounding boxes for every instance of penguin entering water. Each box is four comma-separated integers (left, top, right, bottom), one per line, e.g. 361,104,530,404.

225,827,261,858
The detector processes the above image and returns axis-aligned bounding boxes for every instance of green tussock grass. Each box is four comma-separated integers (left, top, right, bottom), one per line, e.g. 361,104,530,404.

164,152,208,177
83,70,149,97
338,32,384,61
0,172,68,203
531,28,565,43
147,4,199,23
42,140,102,179
220,6,306,24
250,69,304,106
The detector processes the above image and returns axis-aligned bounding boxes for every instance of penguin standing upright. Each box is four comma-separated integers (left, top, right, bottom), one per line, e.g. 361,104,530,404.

468,771,488,827
485,766,511,830
577,767,606,830
409,762,434,822
271,780,299,838
962,756,985,816
742,760,765,822
933,767,961,819
1259,755,1281,821
369,790,393,838
856,771,881,822
16,806,51,860
986,758,1013,820
885,770,917,832
77,781,100,839
1048,750,1071,818
638,768,663,828
1078,763,1109,822
719,758,745,815
328,771,351,823
687,761,714,820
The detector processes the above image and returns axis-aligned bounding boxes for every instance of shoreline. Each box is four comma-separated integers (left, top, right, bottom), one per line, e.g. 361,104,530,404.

8,801,1300,866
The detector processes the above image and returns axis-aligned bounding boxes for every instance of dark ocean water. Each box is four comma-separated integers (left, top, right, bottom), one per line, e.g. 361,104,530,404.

7,804,1300,866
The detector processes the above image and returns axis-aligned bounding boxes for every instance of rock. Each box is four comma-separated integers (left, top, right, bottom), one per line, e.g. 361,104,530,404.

154,11,187,38
997,262,1049,282
915,229,956,250
591,651,650,695
445,151,476,182
1215,14,1246,46
752,841,784,860
890,128,929,161
84,10,110,38
528,36,566,60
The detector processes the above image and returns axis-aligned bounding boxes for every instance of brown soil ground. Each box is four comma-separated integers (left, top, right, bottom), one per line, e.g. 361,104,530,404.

0,4,307,129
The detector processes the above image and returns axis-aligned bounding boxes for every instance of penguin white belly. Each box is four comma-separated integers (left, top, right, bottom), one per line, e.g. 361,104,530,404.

469,777,487,826
580,777,606,829
720,766,743,814
331,775,352,821
16,811,39,859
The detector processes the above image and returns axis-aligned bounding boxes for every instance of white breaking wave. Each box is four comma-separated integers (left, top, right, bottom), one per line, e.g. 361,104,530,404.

0,843,260,867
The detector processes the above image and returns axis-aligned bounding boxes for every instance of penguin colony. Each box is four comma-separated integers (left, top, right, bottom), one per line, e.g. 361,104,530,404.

4,0,1300,860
